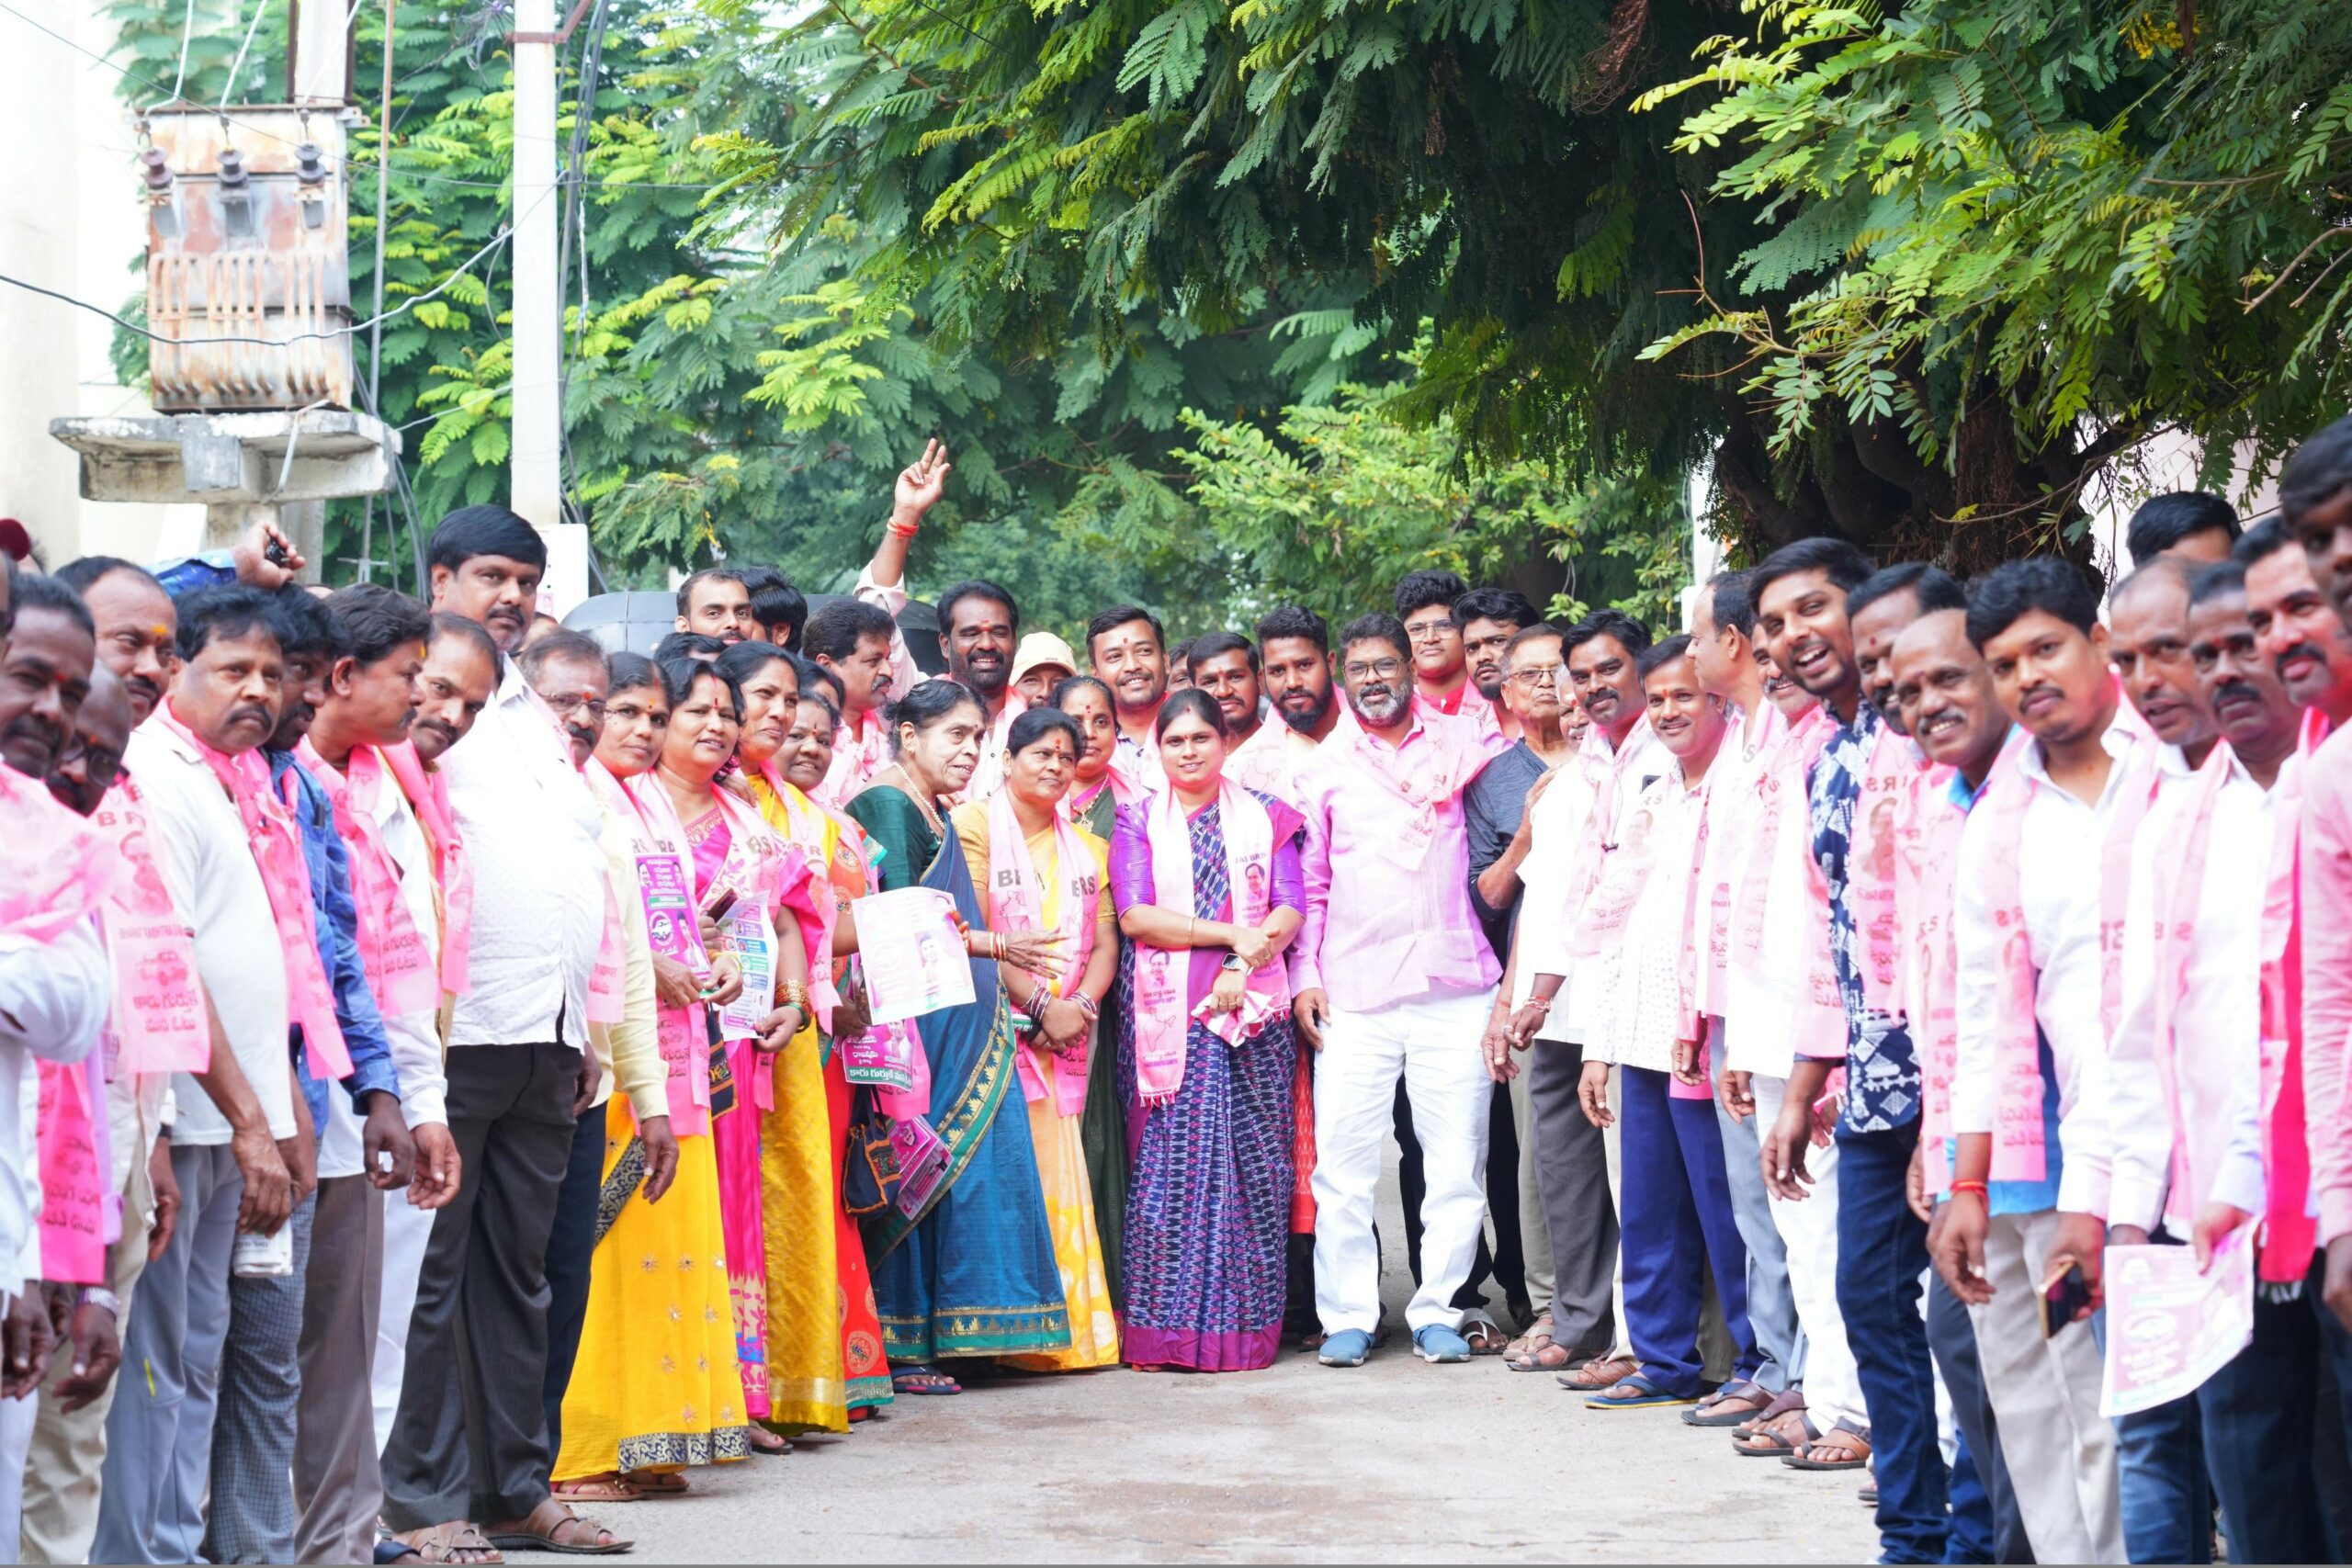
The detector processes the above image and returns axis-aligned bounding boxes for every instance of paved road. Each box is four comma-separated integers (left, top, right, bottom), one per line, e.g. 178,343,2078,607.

512,1162,1883,1564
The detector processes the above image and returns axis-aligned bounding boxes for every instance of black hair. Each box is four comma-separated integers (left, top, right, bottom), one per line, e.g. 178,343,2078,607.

1704,570,1757,639
797,684,841,735
1085,605,1164,661
1635,633,1696,682
426,504,547,575
1153,685,1228,741
11,573,95,639
1336,611,1411,665
2188,559,2250,608
658,655,743,722
1169,637,1195,666
427,611,502,676
2125,491,2241,566
887,678,984,755
265,585,347,663
175,585,279,661
1255,604,1329,654
2231,516,2295,570
936,580,1021,637
2280,414,2352,525
1185,629,1259,672
791,652,844,707
1963,558,2102,647
736,566,808,649
1452,586,1539,633
1393,569,1466,621
1847,562,1967,622
53,556,164,601
1050,673,1114,713
715,638,797,690
1007,705,1082,759
606,651,662,696
516,628,608,685
1505,622,1565,664
1750,536,1874,602
324,582,432,668
652,631,728,664
1563,608,1654,660
673,567,746,619
804,598,897,664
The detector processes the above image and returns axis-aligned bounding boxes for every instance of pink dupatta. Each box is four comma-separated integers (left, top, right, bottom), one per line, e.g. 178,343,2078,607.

153,704,350,1080
0,761,113,945
984,787,1102,1115
1131,780,1287,1106
296,740,439,1018
696,787,827,1112
379,740,471,999
1724,705,1846,1070
89,775,207,1075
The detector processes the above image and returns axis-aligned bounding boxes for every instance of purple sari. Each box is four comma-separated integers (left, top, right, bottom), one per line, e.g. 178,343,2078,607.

1109,791,1303,1371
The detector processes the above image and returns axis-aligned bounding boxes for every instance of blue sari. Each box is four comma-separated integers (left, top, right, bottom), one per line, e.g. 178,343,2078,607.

844,786,1070,1362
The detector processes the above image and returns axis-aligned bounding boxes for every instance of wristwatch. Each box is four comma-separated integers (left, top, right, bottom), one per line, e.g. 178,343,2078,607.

1219,953,1247,973
76,1286,120,1316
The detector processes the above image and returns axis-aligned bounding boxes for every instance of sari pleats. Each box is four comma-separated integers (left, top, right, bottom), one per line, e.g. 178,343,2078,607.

759,1026,848,1433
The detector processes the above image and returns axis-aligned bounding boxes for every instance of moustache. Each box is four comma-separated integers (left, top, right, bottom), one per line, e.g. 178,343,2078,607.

2212,679,2264,711
229,702,274,732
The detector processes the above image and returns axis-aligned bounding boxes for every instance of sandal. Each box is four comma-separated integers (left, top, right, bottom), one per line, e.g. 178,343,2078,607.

1556,1354,1638,1392
747,1427,792,1456
550,1476,639,1504
483,1500,631,1556
1735,1387,1808,1438
630,1472,689,1496
387,1521,503,1564
1682,1379,1775,1428
1585,1371,1701,1410
891,1364,963,1395
1735,1407,1820,1457
1507,1339,1596,1373
1501,1313,1554,1362
1783,1421,1873,1472
1461,1311,1507,1356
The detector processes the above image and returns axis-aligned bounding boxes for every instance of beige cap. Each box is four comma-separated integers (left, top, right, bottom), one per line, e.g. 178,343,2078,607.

1010,630,1079,687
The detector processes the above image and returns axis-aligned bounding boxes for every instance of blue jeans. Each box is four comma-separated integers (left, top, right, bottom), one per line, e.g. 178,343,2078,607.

540,1099,608,1461
1836,1120,1947,1564
2198,1263,2335,1564
1617,1066,1755,1396
2089,1230,2211,1564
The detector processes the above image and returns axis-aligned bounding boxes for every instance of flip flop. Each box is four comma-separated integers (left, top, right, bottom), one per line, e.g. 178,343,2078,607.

891,1365,963,1395
549,1476,639,1504
1682,1380,1775,1427
1735,1387,1808,1438
1584,1372,1702,1411
1556,1354,1638,1392
1735,1408,1820,1457
1783,1422,1873,1472
1461,1311,1508,1355
630,1472,689,1496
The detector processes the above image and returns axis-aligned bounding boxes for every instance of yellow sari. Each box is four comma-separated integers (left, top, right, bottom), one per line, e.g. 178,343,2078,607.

950,804,1122,1371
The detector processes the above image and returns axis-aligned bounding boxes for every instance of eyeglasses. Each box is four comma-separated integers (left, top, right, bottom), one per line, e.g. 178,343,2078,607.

1508,664,1566,686
548,694,607,722
1342,657,1407,682
1402,619,1454,644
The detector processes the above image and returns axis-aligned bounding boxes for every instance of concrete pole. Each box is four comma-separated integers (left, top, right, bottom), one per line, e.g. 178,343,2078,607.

509,0,572,604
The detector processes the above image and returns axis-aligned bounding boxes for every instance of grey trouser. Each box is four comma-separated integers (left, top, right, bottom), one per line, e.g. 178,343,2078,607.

95,1141,243,1565
296,1172,388,1564
380,1044,580,1530
206,1191,318,1563
1526,1037,1616,1355
1711,1025,1804,1393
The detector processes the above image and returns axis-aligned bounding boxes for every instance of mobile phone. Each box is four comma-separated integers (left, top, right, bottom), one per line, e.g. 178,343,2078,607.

264,536,291,568
2039,1263,2096,1337
705,888,739,921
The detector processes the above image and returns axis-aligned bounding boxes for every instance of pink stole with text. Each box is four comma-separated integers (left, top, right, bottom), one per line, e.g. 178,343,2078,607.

984,788,1102,1115
1131,781,1284,1106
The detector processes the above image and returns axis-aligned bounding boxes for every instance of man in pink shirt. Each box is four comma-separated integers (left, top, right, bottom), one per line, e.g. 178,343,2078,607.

1293,613,1507,1367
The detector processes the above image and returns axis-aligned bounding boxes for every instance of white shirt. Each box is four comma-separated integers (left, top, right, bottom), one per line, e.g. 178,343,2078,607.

1953,717,2159,1216
1521,723,1668,1043
1588,766,1704,1073
2107,754,2270,1231
0,922,107,1299
440,664,607,1052
321,771,454,1180
128,723,298,1149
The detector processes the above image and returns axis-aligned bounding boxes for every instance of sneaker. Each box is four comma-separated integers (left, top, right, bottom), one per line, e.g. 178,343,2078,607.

1413,1325,1473,1363
1317,1328,1373,1367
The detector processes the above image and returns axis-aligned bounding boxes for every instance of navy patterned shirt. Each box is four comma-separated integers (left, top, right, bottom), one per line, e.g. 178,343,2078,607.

1807,701,1919,1134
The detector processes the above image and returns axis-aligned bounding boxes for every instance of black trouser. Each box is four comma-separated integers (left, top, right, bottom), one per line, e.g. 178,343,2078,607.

381,1043,580,1529
540,1100,608,1462
1393,1079,1525,1312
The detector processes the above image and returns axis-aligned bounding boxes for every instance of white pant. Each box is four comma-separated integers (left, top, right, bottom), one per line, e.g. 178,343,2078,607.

1969,1209,2123,1565
1313,986,1495,1337
0,1385,36,1548
1751,1072,1867,1428
371,1194,435,1456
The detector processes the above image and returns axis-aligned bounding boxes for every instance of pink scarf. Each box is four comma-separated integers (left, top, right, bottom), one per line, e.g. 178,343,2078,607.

1556,720,1662,962
1689,704,1786,1021
296,741,439,1018
379,740,471,998
1335,711,1487,874
1972,678,2155,1180
609,768,715,1134
698,786,827,1112
153,704,351,1080
1849,724,1928,1015
985,787,1102,1115
0,761,113,945
1131,780,1286,1106
1726,705,1846,1066
753,762,844,1027
89,775,208,1074
35,1055,112,1284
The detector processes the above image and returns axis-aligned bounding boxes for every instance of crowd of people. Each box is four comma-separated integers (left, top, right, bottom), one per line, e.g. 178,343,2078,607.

0,413,2349,1564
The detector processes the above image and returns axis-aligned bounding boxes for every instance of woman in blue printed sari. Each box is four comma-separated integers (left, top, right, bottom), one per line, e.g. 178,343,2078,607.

842,680,1073,1395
